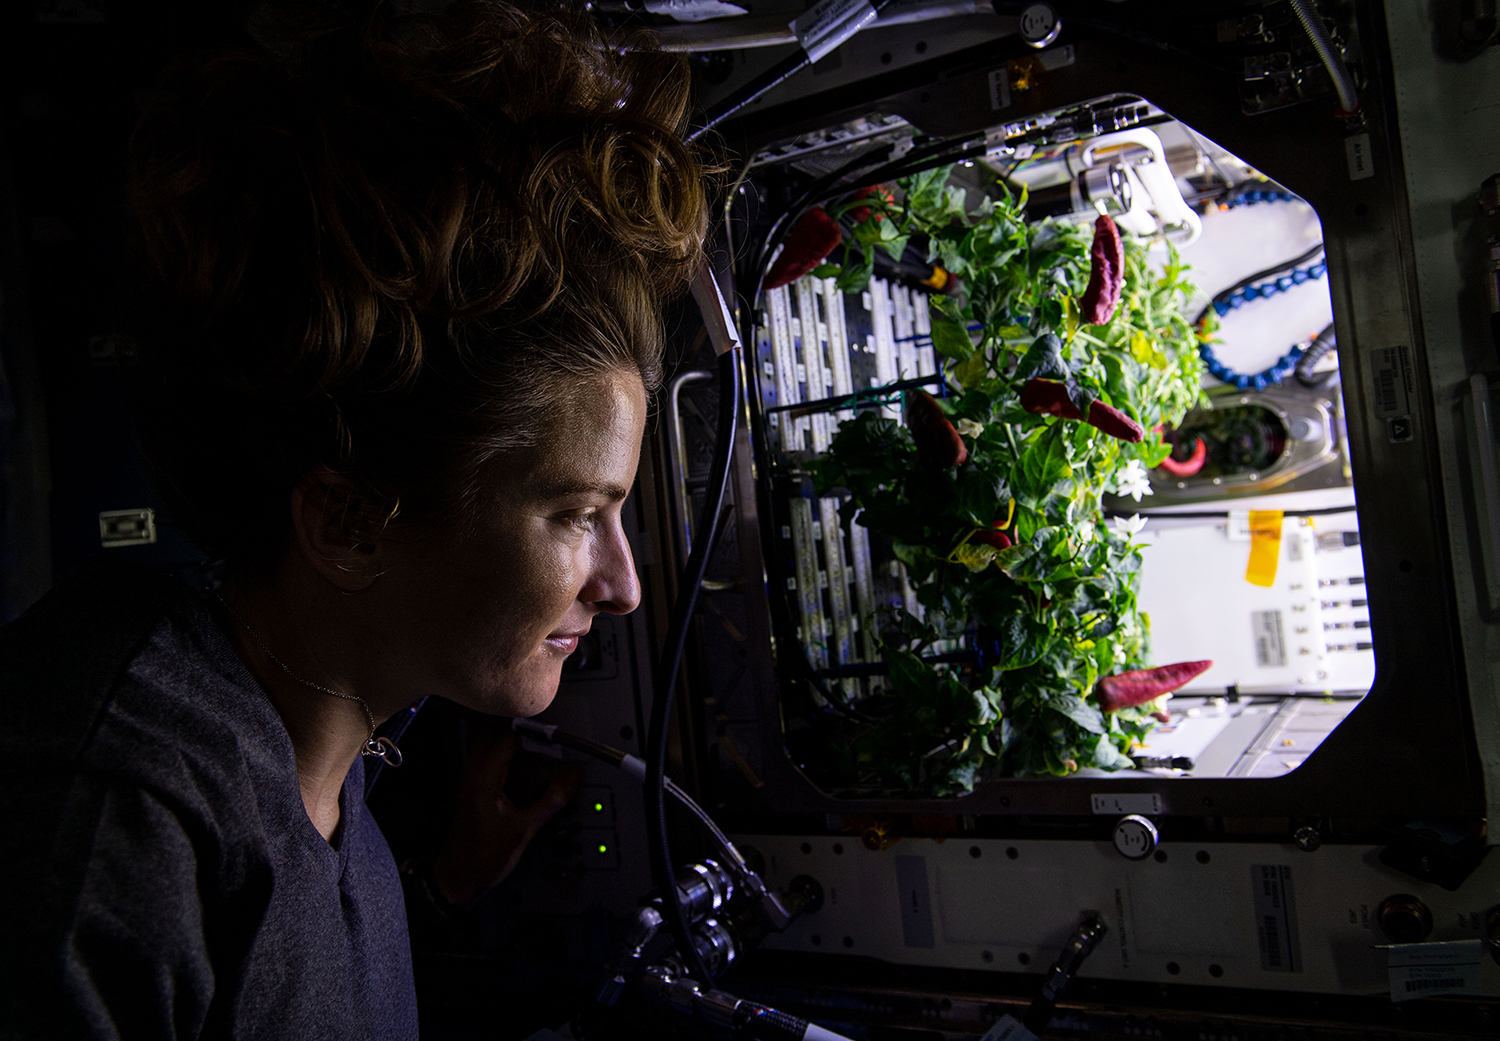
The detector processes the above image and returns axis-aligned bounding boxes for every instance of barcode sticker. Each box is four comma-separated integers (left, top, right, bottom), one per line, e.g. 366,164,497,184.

1252,610,1287,667
1388,940,1489,1003
1368,345,1414,444
1251,865,1302,972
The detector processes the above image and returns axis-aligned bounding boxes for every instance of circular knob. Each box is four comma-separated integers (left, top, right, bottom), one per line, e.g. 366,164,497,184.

1289,416,1325,442
1377,894,1434,943
1018,3,1062,49
1113,814,1159,859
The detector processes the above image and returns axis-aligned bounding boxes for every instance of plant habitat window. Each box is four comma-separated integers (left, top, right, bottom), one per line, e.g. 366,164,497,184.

750,100,1369,796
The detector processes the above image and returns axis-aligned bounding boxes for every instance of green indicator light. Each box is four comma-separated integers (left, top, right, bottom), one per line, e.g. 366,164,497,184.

593,802,605,813
597,843,609,855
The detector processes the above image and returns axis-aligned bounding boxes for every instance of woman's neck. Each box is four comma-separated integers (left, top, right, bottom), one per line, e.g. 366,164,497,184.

214,568,384,844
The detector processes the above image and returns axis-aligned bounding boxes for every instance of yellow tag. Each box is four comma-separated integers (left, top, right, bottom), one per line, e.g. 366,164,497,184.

1245,510,1284,587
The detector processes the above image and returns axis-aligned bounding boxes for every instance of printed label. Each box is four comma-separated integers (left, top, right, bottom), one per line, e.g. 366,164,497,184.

894,855,935,948
1252,609,1287,667
981,1015,1039,1041
1388,940,1488,1002
1345,133,1374,181
988,68,1011,111
1386,942,1494,1008
790,0,878,64
1251,865,1303,972
1091,792,1164,815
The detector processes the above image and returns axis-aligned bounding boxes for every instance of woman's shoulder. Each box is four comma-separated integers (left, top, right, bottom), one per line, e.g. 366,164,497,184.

0,556,291,835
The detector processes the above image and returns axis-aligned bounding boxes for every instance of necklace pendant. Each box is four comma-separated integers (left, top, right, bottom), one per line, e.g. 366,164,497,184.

364,735,403,768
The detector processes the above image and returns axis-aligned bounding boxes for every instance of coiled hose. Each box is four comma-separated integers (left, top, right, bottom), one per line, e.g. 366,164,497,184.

1294,323,1338,388
1289,0,1360,115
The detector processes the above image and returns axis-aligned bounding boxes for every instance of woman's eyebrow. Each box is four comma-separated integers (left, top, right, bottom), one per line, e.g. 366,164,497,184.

537,479,632,502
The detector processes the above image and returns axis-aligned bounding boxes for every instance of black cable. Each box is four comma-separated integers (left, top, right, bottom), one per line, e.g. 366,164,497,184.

644,348,741,987
1195,241,1326,326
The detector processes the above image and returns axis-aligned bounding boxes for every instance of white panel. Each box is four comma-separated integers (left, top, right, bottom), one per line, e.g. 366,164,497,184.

795,277,832,453
1136,518,1354,693
768,286,803,451
820,498,853,665
821,277,856,423
742,832,1500,998
869,277,900,419
789,498,827,669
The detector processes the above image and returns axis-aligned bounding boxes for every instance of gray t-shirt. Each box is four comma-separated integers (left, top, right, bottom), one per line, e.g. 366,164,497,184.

0,559,418,1039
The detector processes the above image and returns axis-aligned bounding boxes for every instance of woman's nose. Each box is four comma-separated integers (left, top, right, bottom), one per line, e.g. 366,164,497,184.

588,521,641,616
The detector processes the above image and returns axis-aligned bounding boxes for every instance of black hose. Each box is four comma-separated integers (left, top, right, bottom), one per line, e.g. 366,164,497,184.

1294,323,1338,388
644,348,741,987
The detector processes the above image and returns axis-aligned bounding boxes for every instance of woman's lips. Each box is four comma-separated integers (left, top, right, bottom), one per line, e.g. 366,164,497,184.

544,632,584,655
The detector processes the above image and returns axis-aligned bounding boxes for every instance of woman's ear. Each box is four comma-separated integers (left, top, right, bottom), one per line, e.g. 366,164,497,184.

289,467,396,592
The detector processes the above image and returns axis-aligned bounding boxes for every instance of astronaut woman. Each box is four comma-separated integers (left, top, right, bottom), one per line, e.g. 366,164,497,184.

0,2,708,1036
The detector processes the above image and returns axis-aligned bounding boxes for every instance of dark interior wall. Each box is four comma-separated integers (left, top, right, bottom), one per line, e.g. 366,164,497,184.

0,0,260,621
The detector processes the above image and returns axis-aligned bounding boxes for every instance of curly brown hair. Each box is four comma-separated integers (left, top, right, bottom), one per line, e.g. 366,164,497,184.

127,0,708,566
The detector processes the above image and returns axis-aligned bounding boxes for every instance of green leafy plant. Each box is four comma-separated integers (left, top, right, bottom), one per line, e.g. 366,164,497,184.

806,166,1205,794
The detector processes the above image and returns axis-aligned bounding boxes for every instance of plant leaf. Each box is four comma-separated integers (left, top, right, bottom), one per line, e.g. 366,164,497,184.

931,317,975,361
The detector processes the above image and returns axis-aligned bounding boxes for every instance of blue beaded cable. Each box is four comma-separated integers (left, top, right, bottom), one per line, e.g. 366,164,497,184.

1222,187,1299,209
1198,252,1328,390
1211,260,1328,317
1198,340,1305,391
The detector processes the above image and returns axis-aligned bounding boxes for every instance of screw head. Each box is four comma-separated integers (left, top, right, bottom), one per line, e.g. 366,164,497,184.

1293,825,1322,852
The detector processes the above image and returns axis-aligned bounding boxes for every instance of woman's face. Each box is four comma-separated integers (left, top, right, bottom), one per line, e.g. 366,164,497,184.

377,369,647,717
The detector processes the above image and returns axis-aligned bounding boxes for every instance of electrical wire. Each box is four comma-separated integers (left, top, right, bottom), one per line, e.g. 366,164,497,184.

644,347,741,987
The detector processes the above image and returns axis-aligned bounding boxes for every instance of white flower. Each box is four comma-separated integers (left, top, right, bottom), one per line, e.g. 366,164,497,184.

1113,459,1155,503
1111,513,1147,541
956,418,985,439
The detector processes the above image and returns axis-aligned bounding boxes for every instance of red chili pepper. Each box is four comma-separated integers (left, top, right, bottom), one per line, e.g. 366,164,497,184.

905,390,967,469
764,207,843,290
1095,660,1214,712
849,185,895,223
1080,214,1125,326
1156,436,1207,477
1018,378,1144,443
971,529,1012,550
